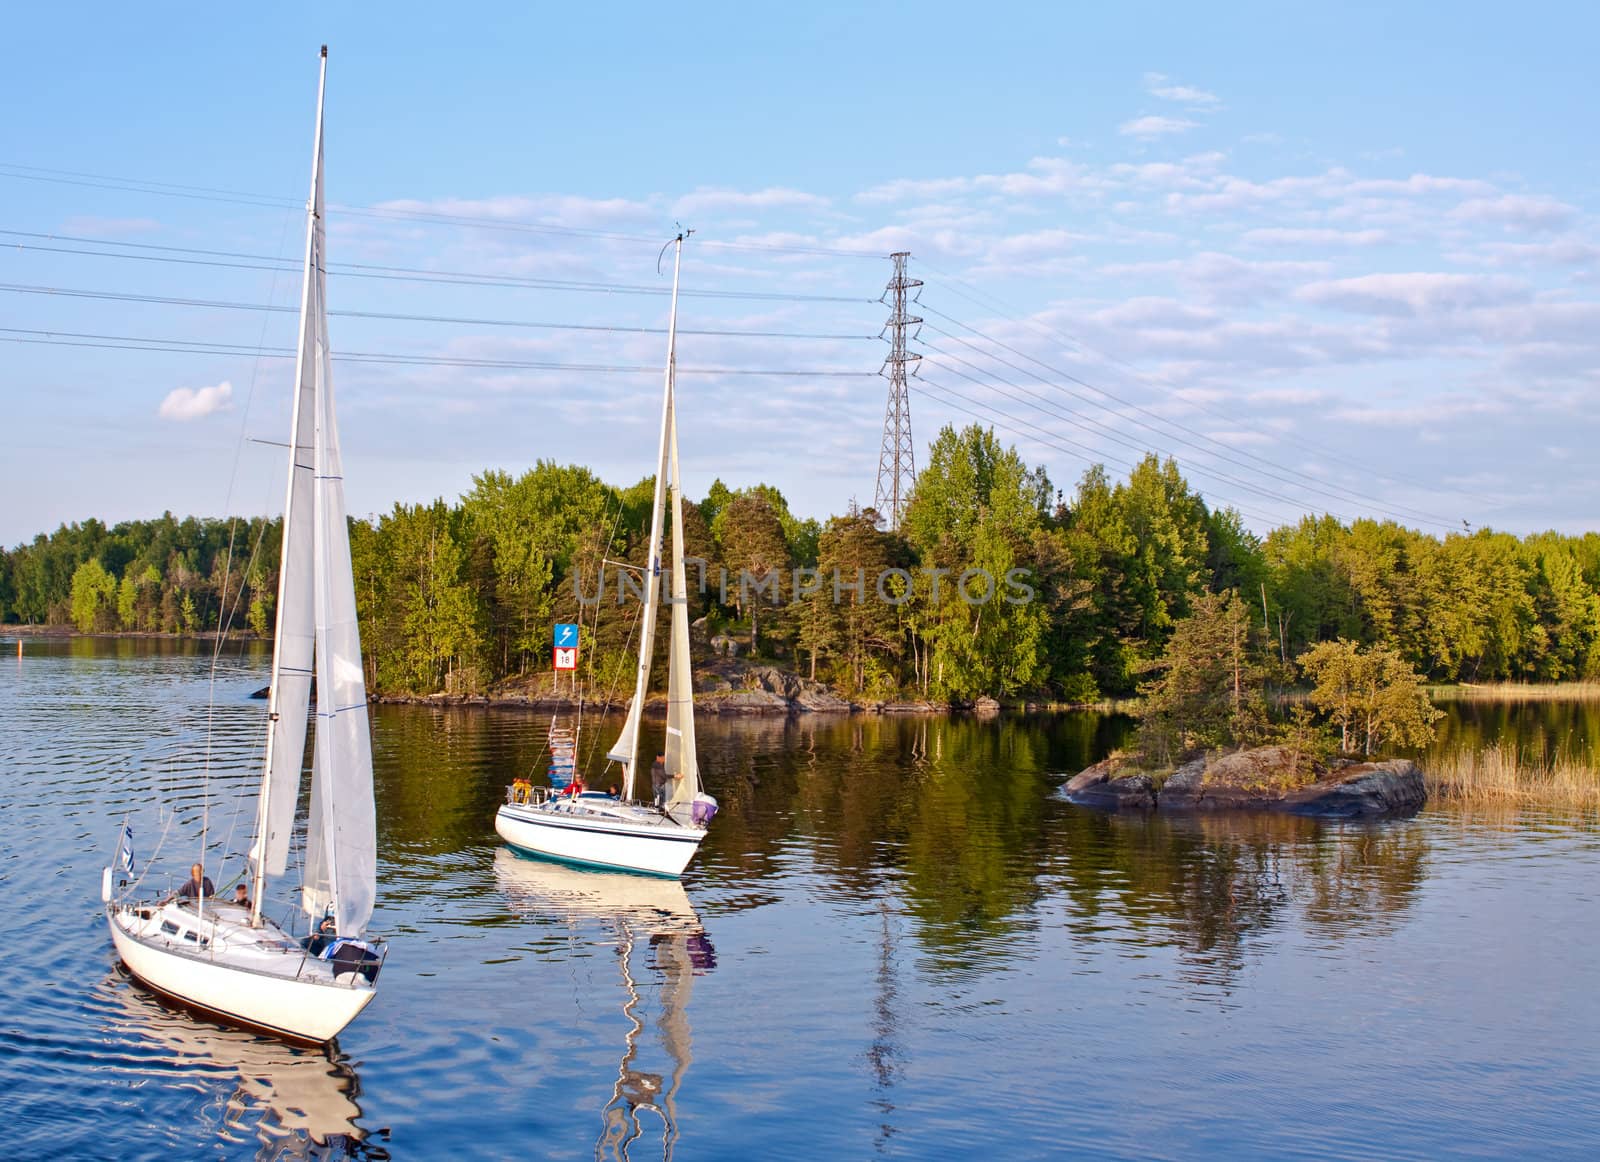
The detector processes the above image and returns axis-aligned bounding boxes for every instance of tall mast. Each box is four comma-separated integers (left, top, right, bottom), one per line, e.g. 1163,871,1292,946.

609,233,685,800
252,45,327,927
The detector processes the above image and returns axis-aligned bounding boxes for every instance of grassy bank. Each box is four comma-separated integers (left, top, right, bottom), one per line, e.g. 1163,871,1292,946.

1428,681,1600,702
1425,742,1600,809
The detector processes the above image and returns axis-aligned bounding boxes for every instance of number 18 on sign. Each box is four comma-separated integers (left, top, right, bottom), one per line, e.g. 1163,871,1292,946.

553,623,579,672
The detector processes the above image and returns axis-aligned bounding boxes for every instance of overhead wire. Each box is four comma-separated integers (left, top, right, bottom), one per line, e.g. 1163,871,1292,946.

0,279,875,340
0,232,874,303
913,373,1294,529
917,322,1459,531
914,257,1496,510
0,164,884,259
916,358,1317,527
0,326,872,376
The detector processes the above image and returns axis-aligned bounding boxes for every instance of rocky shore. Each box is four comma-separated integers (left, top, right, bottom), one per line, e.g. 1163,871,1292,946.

1063,745,1426,819
374,661,948,716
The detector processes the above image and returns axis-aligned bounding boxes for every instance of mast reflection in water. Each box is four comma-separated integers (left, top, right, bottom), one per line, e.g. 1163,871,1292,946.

493,850,715,1160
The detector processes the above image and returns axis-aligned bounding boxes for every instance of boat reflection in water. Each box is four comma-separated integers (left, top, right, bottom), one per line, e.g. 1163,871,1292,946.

100,969,369,1156
493,849,716,1160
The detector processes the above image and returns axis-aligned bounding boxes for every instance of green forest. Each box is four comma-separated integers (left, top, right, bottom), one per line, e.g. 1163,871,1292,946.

5,422,1599,702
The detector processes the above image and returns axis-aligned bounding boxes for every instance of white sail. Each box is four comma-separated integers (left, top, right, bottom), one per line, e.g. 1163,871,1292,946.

664,394,699,806
299,88,377,939
253,54,326,884
605,241,683,796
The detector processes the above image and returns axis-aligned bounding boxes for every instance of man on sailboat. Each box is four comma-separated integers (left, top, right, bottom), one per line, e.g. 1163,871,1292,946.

176,862,214,900
651,754,672,808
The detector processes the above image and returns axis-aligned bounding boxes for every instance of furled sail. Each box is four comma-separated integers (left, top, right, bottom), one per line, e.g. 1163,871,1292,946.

663,395,699,807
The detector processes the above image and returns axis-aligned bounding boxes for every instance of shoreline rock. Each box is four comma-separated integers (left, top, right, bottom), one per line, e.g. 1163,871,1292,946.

1063,746,1426,819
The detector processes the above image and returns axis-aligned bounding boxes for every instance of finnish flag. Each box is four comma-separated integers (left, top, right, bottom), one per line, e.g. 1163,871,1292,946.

117,823,135,877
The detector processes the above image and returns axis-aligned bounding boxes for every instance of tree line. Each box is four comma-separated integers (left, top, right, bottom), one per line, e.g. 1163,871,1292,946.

5,424,1599,701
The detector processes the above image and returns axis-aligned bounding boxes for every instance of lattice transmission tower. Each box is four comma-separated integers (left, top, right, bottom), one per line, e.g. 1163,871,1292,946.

873,251,922,530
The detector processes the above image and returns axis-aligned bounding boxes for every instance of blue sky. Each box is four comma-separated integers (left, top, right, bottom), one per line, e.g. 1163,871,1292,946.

3,2,1598,545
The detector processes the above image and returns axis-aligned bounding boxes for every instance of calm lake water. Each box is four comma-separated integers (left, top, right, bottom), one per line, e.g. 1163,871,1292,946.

4,637,1598,1160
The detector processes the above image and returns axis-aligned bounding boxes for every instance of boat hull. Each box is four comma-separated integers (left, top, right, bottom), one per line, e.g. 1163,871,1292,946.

107,904,377,1045
495,801,706,877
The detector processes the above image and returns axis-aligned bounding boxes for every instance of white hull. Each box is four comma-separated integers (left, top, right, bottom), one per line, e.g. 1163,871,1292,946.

107,899,377,1045
495,798,707,878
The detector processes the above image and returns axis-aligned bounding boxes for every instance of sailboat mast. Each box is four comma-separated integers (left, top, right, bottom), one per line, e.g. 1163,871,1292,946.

252,45,328,928
617,234,685,801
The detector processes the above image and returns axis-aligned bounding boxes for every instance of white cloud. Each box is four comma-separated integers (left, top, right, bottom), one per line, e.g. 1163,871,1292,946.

1296,273,1528,316
672,186,830,217
1450,194,1577,231
1103,251,1330,306
1119,115,1198,139
158,381,233,421
1241,227,1387,247
372,193,655,228
1477,238,1600,268
1143,72,1221,106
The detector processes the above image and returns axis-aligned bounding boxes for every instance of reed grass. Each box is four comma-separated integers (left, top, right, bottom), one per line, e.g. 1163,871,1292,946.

1427,681,1600,702
1426,741,1600,808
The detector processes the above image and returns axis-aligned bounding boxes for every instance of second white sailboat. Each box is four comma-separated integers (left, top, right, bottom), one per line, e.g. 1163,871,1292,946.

495,233,716,878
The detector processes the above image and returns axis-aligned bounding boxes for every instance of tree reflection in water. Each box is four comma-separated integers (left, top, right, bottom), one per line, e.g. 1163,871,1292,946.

384,705,1430,1011
1050,812,1430,996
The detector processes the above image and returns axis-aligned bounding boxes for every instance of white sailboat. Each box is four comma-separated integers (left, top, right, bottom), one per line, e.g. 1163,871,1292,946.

495,233,717,878
103,46,384,1046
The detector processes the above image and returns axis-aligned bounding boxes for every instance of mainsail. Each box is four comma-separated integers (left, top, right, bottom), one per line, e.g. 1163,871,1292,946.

253,49,377,937
606,237,685,799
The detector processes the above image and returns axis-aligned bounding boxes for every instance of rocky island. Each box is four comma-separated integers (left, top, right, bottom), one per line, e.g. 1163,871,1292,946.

1063,745,1426,819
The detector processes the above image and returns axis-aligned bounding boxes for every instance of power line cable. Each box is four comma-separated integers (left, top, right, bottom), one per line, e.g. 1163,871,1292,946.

918,324,1458,531
918,304,1462,530
0,326,873,376
921,356,1344,525
914,259,1496,508
0,164,884,259
0,279,874,340
0,233,873,304
913,373,1294,528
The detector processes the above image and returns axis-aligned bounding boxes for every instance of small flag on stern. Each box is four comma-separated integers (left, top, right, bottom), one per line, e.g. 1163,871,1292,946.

117,823,135,876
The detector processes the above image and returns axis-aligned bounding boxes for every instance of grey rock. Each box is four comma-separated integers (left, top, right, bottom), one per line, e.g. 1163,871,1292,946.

1063,756,1158,810
1278,759,1426,819
1060,746,1425,819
